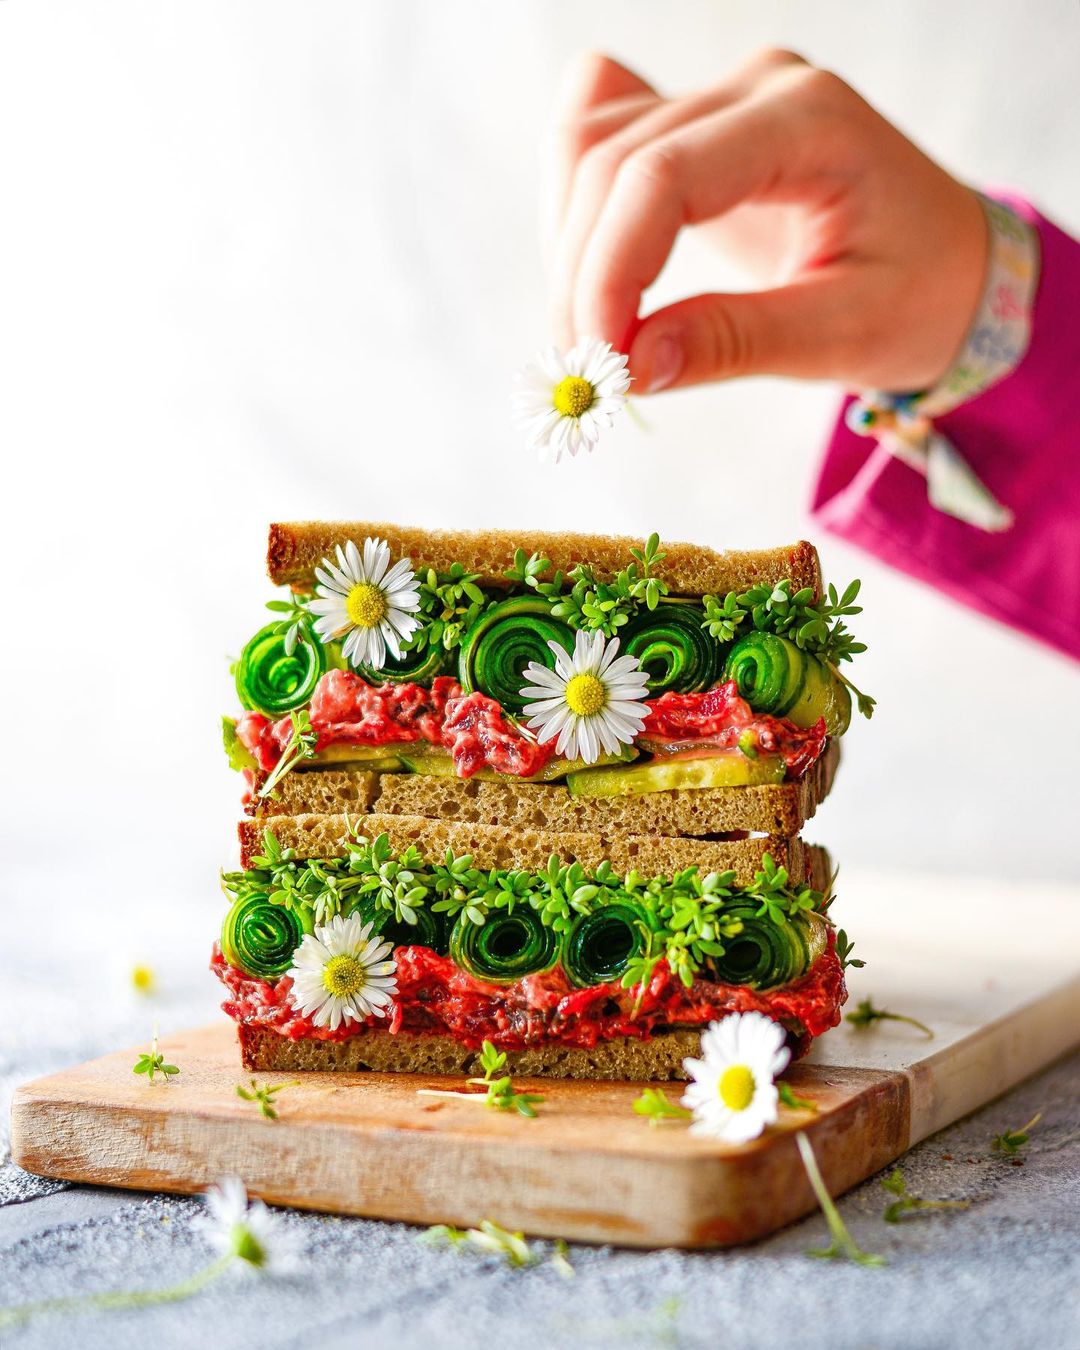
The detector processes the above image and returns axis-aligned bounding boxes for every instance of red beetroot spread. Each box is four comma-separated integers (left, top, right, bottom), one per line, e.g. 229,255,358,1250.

211,941,845,1055
642,680,826,777
237,671,825,780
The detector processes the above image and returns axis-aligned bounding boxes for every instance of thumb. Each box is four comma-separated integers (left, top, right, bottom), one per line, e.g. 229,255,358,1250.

627,280,848,392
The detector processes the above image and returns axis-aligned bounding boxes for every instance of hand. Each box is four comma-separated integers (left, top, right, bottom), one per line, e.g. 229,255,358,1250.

545,50,988,394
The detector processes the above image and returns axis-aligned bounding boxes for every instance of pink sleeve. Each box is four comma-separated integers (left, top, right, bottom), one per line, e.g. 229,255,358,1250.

809,199,1080,663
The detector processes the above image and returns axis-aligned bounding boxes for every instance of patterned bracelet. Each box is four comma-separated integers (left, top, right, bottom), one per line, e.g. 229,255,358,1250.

845,194,1040,532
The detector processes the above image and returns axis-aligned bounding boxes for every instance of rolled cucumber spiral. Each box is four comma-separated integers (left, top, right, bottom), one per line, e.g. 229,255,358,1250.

449,907,559,983
561,901,654,987
235,623,326,717
354,897,446,954
621,603,723,695
458,598,575,716
359,643,450,685
724,633,851,735
221,895,314,980
706,906,828,990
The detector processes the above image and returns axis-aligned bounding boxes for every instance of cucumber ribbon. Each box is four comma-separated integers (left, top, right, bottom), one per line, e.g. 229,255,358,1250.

354,897,446,954
449,907,559,983
724,632,851,735
621,603,722,694
705,907,828,989
458,597,575,715
235,623,326,717
561,901,654,987
221,895,314,979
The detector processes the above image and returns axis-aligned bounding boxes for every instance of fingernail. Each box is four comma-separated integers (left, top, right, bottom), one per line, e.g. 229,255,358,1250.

638,334,683,392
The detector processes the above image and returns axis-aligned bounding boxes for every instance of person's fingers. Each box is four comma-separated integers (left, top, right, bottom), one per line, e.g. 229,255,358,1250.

542,92,658,275
626,276,858,390
571,71,847,350
544,54,660,323
550,48,808,347
544,53,657,249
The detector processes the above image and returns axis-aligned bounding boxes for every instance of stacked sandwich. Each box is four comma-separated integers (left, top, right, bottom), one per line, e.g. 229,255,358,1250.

216,523,871,1079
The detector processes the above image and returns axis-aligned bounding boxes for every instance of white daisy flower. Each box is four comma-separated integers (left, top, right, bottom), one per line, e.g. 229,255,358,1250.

306,537,421,672
513,336,631,462
194,1176,304,1275
681,1011,792,1144
286,912,398,1031
520,629,650,765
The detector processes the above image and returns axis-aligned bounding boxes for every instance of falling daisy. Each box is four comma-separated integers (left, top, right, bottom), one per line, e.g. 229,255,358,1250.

307,537,421,671
513,336,631,462
287,912,398,1031
520,629,650,765
194,1177,303,1276
681,1011,791,1144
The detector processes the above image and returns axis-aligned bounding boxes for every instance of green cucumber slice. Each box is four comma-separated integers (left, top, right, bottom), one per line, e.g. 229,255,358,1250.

458,596,575,715
235,622,327,717
566,751,786,797
398,744,636,783
782,656,852,736
724,632,808,716
620,603,723,694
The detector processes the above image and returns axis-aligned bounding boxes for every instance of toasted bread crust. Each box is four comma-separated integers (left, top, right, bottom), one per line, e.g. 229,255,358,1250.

254,741,840,836
267,521,822,597
238,1024,708,1080
238,811,831,889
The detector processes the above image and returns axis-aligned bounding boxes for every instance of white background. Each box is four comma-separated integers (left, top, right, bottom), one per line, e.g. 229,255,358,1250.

1,0,1078,979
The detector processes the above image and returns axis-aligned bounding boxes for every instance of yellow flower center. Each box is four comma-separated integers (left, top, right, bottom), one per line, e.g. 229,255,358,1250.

322,953,367,998
564,672,606,717
718,1064,756,1112
345,581,387,629
552,375,595,418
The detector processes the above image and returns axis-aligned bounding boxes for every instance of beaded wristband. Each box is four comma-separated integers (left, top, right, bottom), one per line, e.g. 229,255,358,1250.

845,194,1040,532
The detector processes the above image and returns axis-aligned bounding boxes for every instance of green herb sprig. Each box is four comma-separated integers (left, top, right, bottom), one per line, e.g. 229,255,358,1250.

257,709,317,799
702,578,875,718
778,1082,818,1113
632,1087,692,1125
133,1029,179,1084
846,998,933,1038
835,929,865,971
416,1040,545,1117
991,1112,1042,1157
264,593,317,657
880,1168,971,1222
235,1078,300,1120
796,1133,885,1267
410,564,488,654
423,1220,556,1270
505,533,670,638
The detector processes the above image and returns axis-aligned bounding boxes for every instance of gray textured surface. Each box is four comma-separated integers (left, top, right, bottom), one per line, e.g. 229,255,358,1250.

4,948,1080,1350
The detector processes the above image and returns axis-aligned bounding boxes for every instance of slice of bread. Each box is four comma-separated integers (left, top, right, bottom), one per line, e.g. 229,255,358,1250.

238,1023,710,1080
267,521,822,597
253,740,840,837
238,811,832,889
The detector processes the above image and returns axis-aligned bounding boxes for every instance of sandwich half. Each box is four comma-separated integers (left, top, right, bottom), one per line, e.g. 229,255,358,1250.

215,523,870,1078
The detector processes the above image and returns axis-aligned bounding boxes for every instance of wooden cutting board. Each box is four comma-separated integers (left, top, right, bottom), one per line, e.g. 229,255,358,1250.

11,873,1080,1248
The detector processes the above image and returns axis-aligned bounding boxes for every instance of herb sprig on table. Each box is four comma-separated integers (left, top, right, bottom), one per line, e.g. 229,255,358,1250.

846,998,933,1038
880,1169,971,1222
416,1040,545,1117
991,1112,1042,1157
132,1029,179,1083
235,1078,300,1120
